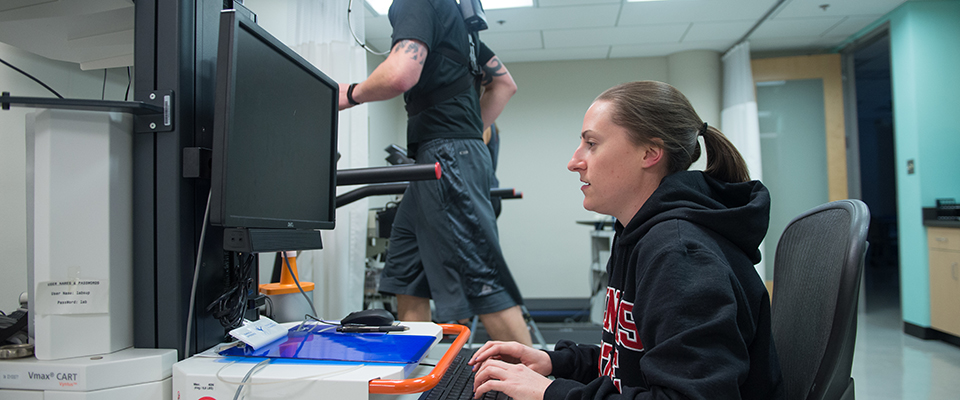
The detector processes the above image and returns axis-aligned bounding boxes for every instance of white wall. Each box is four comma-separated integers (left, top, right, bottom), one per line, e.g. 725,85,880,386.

668,50,721,173
360,52,722,300
667,50,722,126
0,41,131,310
364,52,407,210
491,56,665,299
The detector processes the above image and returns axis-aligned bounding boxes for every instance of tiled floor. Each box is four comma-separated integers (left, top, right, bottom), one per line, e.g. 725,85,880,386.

852,277,960,400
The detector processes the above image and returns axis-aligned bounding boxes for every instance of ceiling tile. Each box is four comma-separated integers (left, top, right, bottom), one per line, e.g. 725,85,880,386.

480,30,544,51
610,40,729,59
361,0,899,62
823,15,884,37
482,4,620,32
495,45,611,63
683,20,755,43
751,17,846,39
618,0,773,25
773,0,907,19
544,24,689,48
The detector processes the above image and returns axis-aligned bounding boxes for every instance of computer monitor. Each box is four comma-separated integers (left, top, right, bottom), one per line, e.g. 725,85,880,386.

210,9,338,253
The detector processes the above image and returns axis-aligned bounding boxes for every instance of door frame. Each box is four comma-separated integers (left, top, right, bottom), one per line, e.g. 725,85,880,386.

752,54,847,201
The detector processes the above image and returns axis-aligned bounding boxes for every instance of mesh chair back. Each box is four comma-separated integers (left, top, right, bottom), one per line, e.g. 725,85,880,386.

771,199,869,400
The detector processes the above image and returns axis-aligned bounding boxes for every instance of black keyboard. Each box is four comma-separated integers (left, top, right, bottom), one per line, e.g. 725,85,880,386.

419,348,512,400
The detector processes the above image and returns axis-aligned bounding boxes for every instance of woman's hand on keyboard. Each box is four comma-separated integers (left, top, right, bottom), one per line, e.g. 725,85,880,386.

471,358,552,400
468,341,552,376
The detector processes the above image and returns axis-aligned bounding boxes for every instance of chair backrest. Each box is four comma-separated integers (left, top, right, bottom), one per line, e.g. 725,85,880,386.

771,199,870,400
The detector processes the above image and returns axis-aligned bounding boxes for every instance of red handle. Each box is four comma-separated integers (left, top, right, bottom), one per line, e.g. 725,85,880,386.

368,323,469,395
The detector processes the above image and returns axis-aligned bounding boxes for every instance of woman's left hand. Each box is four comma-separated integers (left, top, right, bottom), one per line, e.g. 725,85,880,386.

472,358,553,400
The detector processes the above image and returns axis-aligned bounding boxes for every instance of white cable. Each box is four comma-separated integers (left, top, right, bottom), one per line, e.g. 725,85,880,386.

347,0,389,55
216,359,366,387
294,321,338,334
233,358,271,400
282,252,319,318
184,189,213,359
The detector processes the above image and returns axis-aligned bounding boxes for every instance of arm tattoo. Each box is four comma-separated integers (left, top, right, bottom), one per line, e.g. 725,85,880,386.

481,58,506,86
394,40,427,66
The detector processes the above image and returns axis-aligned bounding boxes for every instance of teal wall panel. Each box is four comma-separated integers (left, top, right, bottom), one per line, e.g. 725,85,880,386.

889,0,960,327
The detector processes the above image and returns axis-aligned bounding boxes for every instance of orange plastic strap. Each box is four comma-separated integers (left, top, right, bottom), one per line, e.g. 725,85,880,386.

367,323,470,395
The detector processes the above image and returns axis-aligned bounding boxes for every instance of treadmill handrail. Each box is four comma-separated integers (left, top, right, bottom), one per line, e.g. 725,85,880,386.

337,163,441,186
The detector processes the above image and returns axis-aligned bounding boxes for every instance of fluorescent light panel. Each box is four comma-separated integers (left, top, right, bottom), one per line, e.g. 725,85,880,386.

366,0,533,17
483,0,533,9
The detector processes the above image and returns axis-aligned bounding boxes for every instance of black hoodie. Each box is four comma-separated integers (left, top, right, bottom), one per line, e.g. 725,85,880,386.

545,171,784,400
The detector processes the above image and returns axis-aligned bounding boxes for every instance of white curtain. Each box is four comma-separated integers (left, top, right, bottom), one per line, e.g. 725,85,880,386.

721,41,766,281
247,0,370,320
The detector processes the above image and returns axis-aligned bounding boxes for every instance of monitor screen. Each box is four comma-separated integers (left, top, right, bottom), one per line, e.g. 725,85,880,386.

210,10,338,249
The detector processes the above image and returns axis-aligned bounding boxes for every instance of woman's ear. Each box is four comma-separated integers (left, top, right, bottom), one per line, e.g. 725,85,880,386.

641,139,665,169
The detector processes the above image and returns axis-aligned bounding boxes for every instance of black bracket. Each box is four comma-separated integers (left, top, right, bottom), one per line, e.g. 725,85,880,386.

1,90,174,134
183,147,212,179
134,90,175,133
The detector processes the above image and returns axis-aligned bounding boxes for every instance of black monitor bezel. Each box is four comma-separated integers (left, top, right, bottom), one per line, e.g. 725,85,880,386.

210,9,339,233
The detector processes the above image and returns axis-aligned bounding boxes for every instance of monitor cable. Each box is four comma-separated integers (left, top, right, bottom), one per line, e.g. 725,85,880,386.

206,254,255,329
282,252,319,319
124,67,131,101
292,314,340,334
184,189,212,358
101,69,107,100
0,56,64,99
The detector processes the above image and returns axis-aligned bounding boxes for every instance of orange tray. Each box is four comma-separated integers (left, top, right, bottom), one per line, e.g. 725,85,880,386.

368,323,470,395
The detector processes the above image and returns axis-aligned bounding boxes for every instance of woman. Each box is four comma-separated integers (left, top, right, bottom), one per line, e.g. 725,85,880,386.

469,81,784,400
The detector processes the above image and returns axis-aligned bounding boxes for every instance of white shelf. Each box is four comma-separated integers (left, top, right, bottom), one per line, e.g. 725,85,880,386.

0,0,134,70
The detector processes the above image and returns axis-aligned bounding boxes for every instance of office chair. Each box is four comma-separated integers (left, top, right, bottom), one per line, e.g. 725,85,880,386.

771,199,869,400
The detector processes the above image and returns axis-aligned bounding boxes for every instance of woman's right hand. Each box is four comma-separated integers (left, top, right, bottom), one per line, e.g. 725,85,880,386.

467,341,552,377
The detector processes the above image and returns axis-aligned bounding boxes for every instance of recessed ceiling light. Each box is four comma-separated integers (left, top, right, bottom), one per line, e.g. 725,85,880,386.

626,0,669,2
366,0,533,17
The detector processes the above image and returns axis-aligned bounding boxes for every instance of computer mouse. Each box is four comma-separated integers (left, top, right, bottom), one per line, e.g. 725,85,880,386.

340,308,396,326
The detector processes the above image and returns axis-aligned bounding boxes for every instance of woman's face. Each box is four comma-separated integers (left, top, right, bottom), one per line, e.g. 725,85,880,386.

567,100,656,222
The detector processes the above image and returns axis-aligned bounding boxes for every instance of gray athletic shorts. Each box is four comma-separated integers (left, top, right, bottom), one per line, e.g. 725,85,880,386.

378,138,523,322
